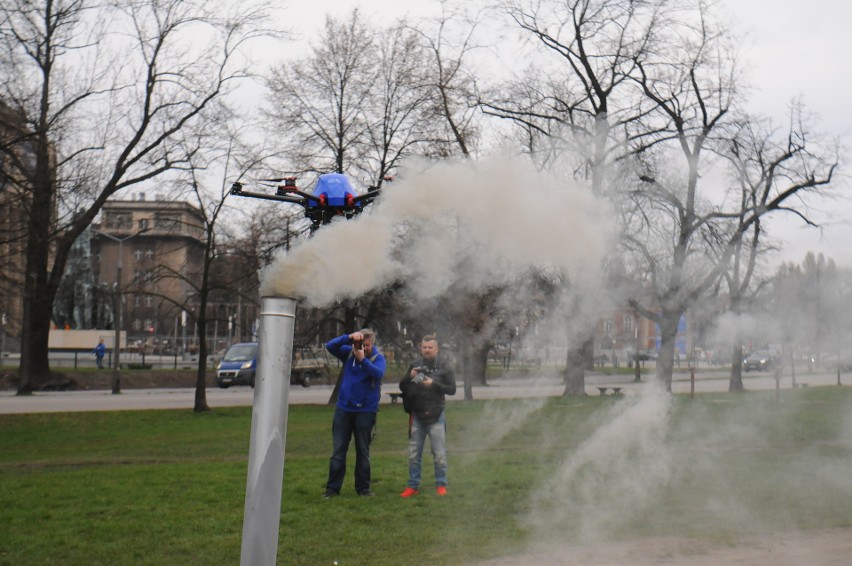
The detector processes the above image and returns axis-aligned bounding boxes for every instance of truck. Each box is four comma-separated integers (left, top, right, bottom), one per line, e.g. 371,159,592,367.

215,342,330,388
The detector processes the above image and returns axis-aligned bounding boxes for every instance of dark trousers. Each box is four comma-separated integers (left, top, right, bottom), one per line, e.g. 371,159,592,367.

326,408,376,494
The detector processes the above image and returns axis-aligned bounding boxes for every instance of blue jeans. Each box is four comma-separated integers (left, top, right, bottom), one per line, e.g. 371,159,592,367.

326,408,376,494
407,412,447,489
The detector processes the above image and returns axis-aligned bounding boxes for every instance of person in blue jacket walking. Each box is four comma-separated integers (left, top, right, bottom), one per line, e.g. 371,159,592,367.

93,338,106,369
323,329,386,498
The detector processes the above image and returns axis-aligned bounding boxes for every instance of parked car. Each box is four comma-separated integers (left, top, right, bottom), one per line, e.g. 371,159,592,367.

215,342,330,388
216,342,257,388
744,350,776,372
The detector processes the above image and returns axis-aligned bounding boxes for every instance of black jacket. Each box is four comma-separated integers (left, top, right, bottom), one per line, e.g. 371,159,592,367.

399,356,456,423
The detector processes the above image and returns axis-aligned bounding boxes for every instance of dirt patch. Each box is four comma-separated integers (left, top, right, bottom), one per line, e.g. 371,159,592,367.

473,528,852,565
0,369,212,391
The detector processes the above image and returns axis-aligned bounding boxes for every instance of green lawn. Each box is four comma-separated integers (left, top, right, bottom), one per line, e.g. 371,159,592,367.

1,387,851,565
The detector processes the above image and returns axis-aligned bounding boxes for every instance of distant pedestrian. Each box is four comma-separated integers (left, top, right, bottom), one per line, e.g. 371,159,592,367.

93,338,106,369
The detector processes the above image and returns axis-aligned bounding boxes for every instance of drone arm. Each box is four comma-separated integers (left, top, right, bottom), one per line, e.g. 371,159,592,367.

278,188,321,204
232,188,308,206
353,188,381,205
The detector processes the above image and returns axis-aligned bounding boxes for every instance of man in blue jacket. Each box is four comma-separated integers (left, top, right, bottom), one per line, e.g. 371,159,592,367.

93,338,106,369
323,328,386,498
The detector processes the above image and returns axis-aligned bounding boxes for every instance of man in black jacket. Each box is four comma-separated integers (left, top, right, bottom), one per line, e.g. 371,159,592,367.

398,335,456,497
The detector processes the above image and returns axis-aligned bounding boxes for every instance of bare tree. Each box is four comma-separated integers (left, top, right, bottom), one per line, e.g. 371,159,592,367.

266,9,377,177
626,8,838,390
363,23,435,182
0,0,271,393
153,117,277,411
767,253,851,383
487,0,664,394
411,0,484,158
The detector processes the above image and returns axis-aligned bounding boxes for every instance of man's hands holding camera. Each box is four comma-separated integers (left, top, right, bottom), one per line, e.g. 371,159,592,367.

410,367,433,386
349,332,365,361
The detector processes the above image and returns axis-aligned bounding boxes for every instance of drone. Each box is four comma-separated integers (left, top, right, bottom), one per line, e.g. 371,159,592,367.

230,173,385,233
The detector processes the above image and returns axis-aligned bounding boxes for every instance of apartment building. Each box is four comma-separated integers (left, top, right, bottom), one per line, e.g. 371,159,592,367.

91,195,206,349
0,101,41,351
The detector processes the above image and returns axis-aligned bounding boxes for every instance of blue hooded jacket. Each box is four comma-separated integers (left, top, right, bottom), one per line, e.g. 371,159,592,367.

326,334,386,412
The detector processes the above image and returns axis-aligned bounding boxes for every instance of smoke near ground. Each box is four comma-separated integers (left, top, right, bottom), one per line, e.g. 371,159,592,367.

260,156,613,306
496,387,852,561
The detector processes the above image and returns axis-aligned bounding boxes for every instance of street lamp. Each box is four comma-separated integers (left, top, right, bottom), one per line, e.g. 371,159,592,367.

93,227,149,394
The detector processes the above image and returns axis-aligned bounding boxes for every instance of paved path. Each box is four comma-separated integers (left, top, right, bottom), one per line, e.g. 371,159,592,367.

0,369,845,414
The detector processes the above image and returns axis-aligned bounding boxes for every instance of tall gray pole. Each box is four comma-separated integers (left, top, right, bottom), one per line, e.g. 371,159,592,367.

93,227,148,393
112,238,123,394
240,296,296,566
0,313,6,368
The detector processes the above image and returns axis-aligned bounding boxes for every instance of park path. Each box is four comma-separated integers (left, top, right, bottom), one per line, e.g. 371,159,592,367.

0,369,845,414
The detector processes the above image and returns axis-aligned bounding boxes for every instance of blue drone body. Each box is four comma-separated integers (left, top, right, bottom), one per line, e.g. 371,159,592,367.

230,173,384,232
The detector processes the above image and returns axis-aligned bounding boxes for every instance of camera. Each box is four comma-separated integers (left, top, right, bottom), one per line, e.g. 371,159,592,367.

353,339,363,350
411,367,431,385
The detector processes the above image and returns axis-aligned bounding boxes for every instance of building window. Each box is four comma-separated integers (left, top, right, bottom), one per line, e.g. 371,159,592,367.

156,213,181,232
134,294,141,307
145,295,153,307
134,249,143,261
111,213,132,228
625,315,633,333
145,248,154,259
604,319,613,332
133,318,142,331
144,270,153,282
133,270,141,283
139,218,149,230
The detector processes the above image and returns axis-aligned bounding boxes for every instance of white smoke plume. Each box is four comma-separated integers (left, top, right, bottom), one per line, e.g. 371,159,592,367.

260,156,614,305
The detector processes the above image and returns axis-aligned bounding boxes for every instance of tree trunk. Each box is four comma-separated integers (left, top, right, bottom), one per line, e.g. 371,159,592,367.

655,314,679,392
458,341,488,401
562,336,592,396
17,292,52,394
194,312,210,412
474,343,489,386
786,346,796,387
17,131,55,395
729,341,745,392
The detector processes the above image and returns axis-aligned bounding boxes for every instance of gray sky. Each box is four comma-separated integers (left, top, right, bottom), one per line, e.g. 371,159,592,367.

278,0,852,268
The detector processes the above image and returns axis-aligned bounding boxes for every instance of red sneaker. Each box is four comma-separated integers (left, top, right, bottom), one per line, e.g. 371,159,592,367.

436,486,448,496
400,487,419,498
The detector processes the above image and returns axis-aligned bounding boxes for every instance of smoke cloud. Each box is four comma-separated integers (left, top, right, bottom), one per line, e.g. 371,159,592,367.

500,386,852,557
260,156,614,305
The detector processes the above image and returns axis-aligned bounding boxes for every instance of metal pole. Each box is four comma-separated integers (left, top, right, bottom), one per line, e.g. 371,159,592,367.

112,238,123,394
240,296,296,566
690,365,695,398
182,309,188,361
93,228,148,393
633,328,641,382
0,313,6,368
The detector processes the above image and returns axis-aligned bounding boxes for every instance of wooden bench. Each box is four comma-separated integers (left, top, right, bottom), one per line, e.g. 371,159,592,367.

387,392,403,404
597,386,623,396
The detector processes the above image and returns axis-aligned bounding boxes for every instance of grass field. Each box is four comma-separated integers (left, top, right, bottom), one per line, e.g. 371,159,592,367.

1,386,851,565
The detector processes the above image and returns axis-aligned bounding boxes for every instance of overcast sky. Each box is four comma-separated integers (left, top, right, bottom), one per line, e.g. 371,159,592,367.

275,0,852,268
